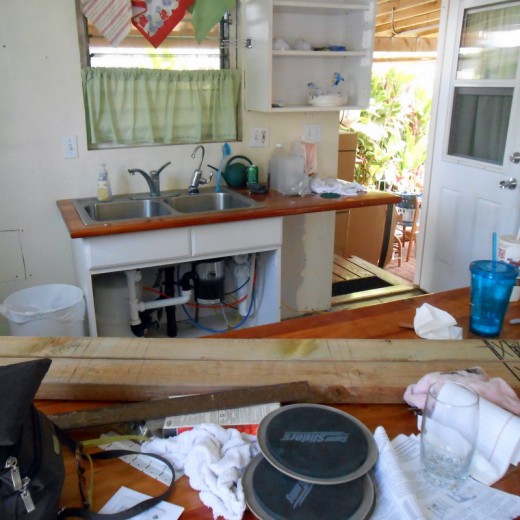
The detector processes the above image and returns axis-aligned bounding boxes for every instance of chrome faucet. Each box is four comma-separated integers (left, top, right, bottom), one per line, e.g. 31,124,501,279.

128,161,171,197
188,145,213,194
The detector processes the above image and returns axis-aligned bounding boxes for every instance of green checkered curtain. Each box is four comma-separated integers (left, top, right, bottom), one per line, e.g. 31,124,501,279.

82,67,241,146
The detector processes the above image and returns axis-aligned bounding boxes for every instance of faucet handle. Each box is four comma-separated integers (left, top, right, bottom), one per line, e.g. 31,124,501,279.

199,171,214,185
153,161,172,176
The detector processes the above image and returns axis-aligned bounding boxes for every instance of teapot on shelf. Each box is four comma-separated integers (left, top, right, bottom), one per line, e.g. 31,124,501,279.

209,155,253,188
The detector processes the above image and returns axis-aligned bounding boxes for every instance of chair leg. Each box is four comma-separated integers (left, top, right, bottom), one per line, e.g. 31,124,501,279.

406,234,415,262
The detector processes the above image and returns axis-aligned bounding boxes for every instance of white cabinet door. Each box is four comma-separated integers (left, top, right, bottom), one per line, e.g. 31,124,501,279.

191,218,283,256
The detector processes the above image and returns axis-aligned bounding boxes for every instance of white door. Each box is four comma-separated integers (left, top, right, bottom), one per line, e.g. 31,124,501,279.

418,0,520,292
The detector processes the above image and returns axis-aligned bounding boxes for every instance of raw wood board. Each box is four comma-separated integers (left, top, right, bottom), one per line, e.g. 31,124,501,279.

0,336,518,403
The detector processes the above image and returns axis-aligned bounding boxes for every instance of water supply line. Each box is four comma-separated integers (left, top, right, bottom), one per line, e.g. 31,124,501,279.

124,269,191,328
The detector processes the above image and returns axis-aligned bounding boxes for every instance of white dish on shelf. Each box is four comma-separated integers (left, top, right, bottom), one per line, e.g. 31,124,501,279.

308,93,348,107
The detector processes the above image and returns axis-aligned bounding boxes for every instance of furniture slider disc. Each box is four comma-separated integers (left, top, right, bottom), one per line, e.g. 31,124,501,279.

257,403,378,484
243,453,375,520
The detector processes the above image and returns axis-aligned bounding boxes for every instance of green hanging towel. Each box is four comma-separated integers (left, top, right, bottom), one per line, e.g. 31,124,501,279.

190,0,235,43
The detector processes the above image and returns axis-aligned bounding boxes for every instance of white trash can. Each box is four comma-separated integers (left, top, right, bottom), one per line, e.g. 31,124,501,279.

0,284,85,337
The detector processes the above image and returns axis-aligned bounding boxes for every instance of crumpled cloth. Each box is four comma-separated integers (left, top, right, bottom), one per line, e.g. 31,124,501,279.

132,0,195,48
143,423,260,520
403,367,520,416
310,176,367,196
80,0,132,46
414,303,463,340
189,0,236,43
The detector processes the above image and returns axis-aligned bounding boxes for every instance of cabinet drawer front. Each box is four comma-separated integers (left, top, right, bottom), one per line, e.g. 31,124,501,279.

192,218,282,256
87,228,191,269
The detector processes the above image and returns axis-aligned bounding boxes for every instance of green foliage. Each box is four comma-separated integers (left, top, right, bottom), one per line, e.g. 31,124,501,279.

345,68,431,193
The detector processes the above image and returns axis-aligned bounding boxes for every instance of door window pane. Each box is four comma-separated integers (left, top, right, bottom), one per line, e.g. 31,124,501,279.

448,87,512,164
457,4,520,80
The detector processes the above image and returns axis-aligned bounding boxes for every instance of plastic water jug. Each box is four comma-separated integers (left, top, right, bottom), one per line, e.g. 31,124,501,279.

269,146,305,196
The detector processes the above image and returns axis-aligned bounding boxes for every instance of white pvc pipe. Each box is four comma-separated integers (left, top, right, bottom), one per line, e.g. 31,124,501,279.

124,269,191,326
138,292,191,312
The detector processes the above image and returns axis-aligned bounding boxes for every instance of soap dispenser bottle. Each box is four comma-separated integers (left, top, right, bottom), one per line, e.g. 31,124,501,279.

97,164,113,202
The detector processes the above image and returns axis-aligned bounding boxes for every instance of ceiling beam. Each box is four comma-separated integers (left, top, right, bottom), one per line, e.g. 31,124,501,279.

374,36,438,53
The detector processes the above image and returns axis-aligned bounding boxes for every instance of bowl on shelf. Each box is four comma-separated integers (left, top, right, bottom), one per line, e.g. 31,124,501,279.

308,93,348,107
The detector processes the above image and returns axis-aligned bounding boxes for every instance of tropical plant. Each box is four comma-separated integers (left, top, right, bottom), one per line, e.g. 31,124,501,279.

343,68,431,194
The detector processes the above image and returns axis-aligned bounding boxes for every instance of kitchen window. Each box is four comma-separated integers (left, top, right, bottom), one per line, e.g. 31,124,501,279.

77,3,240,148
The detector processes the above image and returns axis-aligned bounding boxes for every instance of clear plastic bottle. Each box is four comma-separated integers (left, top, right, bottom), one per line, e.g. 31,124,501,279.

97,164,113,202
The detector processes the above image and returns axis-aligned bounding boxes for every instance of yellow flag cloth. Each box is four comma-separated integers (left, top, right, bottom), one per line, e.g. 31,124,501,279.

190,0,235,43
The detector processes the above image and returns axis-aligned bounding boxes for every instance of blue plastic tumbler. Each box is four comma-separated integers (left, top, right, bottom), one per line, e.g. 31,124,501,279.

469,260,519,337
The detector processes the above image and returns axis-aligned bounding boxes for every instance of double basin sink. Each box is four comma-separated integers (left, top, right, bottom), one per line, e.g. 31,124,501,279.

72,187,264,225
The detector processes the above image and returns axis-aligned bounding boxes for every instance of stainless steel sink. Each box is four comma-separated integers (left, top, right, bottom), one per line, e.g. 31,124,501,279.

163,191,258,213
72,188,264,225
82,200,172,222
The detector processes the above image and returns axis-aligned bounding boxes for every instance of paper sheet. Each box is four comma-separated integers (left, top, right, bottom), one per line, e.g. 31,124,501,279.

99,486,183,519
372,427,520,520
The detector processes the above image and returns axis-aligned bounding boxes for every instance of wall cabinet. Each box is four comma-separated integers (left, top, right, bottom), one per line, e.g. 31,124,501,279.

243,0,376,112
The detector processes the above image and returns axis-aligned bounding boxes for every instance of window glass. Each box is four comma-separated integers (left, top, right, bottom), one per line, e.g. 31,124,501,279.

448,87,512,164
86,12,231,71
77,7,239,148
457,4,520,80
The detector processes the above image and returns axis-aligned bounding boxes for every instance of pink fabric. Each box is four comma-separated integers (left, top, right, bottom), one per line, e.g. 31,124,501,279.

80,0,132,47
403,367,520,416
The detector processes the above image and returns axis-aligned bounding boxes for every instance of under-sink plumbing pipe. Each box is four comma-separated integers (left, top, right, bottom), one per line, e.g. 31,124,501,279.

124,269,191,327
232,253,256,317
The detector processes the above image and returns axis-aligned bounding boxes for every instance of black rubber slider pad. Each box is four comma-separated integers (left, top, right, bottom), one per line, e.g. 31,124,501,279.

252,456,364,520
264,406,368,479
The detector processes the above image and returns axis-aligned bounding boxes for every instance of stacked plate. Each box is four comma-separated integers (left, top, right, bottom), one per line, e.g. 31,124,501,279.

243,404,378,520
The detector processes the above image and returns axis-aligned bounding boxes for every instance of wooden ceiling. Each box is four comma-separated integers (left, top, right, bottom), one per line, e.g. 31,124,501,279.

375,0,442,53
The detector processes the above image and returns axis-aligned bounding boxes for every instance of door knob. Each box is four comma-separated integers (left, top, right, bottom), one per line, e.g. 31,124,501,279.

499,177,518,190
510,152,520,164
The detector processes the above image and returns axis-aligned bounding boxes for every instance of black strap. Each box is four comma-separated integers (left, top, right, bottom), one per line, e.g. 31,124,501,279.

54,423,175,520
57,449,175,520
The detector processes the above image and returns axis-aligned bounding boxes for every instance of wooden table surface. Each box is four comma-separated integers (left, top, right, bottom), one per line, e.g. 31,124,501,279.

35,400,519,518
35,288,519,517
213,287,520,339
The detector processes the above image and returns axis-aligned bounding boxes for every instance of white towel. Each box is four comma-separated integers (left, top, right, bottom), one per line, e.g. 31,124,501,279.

310,176,367,196
143,423,260,520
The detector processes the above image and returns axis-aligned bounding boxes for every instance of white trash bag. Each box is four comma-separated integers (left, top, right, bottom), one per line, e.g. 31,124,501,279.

0,284,85,337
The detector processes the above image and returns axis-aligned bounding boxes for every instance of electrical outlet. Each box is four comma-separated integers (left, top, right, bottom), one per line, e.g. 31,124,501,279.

303,124,322,143
250,127,269,148
63,135,78,159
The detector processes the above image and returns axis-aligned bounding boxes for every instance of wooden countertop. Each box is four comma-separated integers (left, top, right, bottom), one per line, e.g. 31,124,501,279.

35,400,519,518
213,287,520,340
57,189,401,239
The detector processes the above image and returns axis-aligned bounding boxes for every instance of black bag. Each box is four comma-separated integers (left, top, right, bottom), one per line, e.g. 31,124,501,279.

0,358,64,519
0,358,176,520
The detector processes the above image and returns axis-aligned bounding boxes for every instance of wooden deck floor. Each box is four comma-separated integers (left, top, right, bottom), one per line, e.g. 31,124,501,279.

332,255,424,310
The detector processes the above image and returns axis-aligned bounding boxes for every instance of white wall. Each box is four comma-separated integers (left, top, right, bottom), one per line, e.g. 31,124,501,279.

0,1,340,334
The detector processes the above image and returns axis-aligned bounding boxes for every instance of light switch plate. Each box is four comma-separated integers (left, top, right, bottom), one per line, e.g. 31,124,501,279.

250,127,269,147
63,135,78,159
303,124,322,143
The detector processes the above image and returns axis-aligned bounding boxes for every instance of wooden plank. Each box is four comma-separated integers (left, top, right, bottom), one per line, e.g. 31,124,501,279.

333,260,364,281
349,255,415,288
49,381,311,430
1,336,518,404
374,36,438,53
331,283,420,306
334,255,374,279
